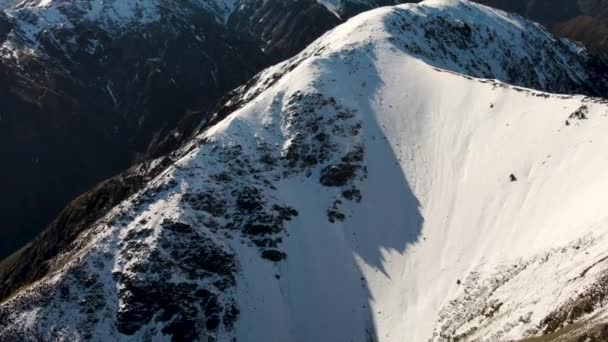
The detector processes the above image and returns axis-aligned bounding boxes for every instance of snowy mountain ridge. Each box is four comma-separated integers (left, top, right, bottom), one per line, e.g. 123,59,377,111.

1,0,608,341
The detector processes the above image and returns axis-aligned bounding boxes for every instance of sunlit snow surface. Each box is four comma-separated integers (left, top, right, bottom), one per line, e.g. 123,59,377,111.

1,1,608,341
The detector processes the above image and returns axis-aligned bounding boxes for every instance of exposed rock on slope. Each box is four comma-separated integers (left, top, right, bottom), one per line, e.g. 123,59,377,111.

2,0,608,341
0,0,405,258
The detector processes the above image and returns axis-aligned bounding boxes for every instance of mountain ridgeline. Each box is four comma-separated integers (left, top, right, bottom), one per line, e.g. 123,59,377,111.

1,1,608,341
0,0,406,259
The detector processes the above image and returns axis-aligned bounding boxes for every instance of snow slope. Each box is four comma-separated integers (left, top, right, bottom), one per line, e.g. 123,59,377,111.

2,0,608,341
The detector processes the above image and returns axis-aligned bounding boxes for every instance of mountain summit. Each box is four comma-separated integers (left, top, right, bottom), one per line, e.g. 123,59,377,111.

1,1,608,341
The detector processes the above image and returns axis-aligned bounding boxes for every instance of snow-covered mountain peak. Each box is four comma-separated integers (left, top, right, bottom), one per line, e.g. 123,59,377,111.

310,0,606,94
2,0,604,98
1,1,608,341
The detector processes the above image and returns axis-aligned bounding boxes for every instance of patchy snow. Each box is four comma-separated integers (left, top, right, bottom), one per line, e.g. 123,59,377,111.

1,0,239,55
1,0,608,341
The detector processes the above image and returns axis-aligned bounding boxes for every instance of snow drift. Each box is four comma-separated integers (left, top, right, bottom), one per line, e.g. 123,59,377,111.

1,1,608,341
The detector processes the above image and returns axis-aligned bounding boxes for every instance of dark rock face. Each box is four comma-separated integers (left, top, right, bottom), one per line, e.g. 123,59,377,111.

320,163,359,187
115,220,236,339
570,105,590,120
261,249,287,261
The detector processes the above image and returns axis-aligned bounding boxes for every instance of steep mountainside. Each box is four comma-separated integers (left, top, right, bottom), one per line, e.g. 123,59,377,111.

400,0,608,57
0,0,267,258
0,0,405,259
476,0,608,56
228,0,341,60
2,1,608,341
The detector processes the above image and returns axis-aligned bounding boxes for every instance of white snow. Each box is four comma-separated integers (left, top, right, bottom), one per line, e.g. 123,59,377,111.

2,1,608,341
222,17,608,341
212,2,608,340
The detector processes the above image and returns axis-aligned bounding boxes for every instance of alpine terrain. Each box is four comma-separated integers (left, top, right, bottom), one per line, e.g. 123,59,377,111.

476,0,608,57
2,0,608,341
0,0,403,258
